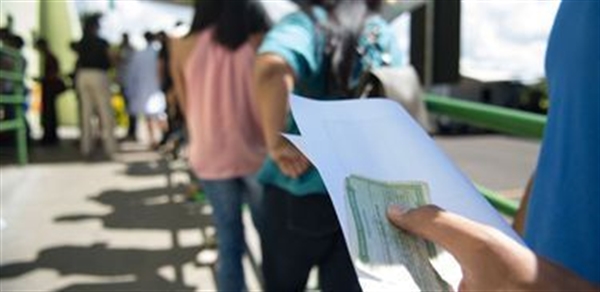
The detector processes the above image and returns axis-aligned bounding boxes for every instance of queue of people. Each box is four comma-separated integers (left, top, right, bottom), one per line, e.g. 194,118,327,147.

72,15,175,157
0,13,181,159
183,0,600,291
3,0,598,290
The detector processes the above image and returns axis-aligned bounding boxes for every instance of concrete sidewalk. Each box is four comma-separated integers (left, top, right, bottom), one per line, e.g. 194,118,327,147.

1,141,262,291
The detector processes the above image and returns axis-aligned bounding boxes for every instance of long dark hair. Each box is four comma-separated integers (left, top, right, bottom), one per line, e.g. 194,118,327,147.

307,0,382,95
189,0,271,50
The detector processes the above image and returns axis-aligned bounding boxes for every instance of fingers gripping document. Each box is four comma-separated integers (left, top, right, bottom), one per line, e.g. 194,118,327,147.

346,175,451,291
285,95,523,291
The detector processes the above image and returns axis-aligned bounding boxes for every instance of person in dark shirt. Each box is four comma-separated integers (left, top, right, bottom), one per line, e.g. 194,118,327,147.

75,20,111,72
35,38,65,145
74,14,116,159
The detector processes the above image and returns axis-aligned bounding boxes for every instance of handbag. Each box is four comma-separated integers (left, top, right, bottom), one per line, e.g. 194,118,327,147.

356,65,431,132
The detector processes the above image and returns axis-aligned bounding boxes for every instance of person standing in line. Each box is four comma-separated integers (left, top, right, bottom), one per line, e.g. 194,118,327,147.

74,14,116,159
124,32,165,149
115,32,136,141
169,1,270,291
35,38,65,145
254,0,402,290
156,30,183,148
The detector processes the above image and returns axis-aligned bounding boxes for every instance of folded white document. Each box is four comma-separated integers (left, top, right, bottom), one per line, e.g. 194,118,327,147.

285,95,523,291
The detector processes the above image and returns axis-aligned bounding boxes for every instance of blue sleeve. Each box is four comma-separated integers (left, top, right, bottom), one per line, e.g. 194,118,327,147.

525,0,600,284
258,12,318,79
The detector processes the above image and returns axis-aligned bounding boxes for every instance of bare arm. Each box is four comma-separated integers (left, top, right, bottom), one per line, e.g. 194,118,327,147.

387,205,599,291
253,53,310,178
513,173,534,235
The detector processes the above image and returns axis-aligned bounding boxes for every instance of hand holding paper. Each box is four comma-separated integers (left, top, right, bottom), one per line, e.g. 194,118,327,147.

269,138,311,178
345,175,451,291
386,205,599,291
286,95,523,290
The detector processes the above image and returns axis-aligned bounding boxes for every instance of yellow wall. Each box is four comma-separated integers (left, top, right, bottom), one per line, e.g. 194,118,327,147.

39,0,81,126
39,0,80,76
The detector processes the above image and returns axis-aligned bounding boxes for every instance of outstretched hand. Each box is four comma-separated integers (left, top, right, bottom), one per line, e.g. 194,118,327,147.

269,138,310,178
386,205,599,291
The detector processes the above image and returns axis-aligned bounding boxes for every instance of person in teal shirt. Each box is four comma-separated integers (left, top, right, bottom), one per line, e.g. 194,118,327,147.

254,0,402,290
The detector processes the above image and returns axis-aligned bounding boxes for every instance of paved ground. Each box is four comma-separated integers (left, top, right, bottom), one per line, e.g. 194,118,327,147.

0,133,539,291
435,134,540,199
1,141,262,291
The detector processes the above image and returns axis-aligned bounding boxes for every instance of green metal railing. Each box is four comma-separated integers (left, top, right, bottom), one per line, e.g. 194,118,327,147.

0,45,28,165
476,185,520,217
425,94,547,217
426,94,547,139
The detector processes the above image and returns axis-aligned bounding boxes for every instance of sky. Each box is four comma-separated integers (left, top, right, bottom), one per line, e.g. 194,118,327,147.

74,0,561,84
460,1,560,82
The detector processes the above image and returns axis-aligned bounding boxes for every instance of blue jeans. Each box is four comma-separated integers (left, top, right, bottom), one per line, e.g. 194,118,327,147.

199,176,263,292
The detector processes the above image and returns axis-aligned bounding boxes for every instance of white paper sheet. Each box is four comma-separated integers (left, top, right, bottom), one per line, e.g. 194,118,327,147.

286,95,523,289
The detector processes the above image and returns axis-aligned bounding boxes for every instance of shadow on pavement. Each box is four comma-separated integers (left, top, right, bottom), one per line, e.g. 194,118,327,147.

0,140,84,165
55,186,213,230
1,158,217,291
122,160,170,177
0,243,199,291
0,244,199,290
0,139,160,166
57,276,193,292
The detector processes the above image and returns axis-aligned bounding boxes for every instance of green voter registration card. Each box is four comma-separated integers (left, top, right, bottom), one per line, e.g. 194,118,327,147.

345,175,450,291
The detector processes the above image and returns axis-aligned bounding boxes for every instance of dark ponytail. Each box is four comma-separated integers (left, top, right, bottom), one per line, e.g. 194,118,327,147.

189,0,222,36
214,0,271,50
189,0,271,50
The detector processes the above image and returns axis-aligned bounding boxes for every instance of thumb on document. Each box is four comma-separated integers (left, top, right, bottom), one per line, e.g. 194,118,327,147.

386,204,507,269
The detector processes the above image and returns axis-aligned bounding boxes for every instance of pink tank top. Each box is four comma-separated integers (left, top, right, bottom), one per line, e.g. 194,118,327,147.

184,29,265,179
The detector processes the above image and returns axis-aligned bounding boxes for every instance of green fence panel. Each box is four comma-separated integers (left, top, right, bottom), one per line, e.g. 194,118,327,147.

1,45,28,165
0,70,25,82
476,185,519,217
0,94,26,104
